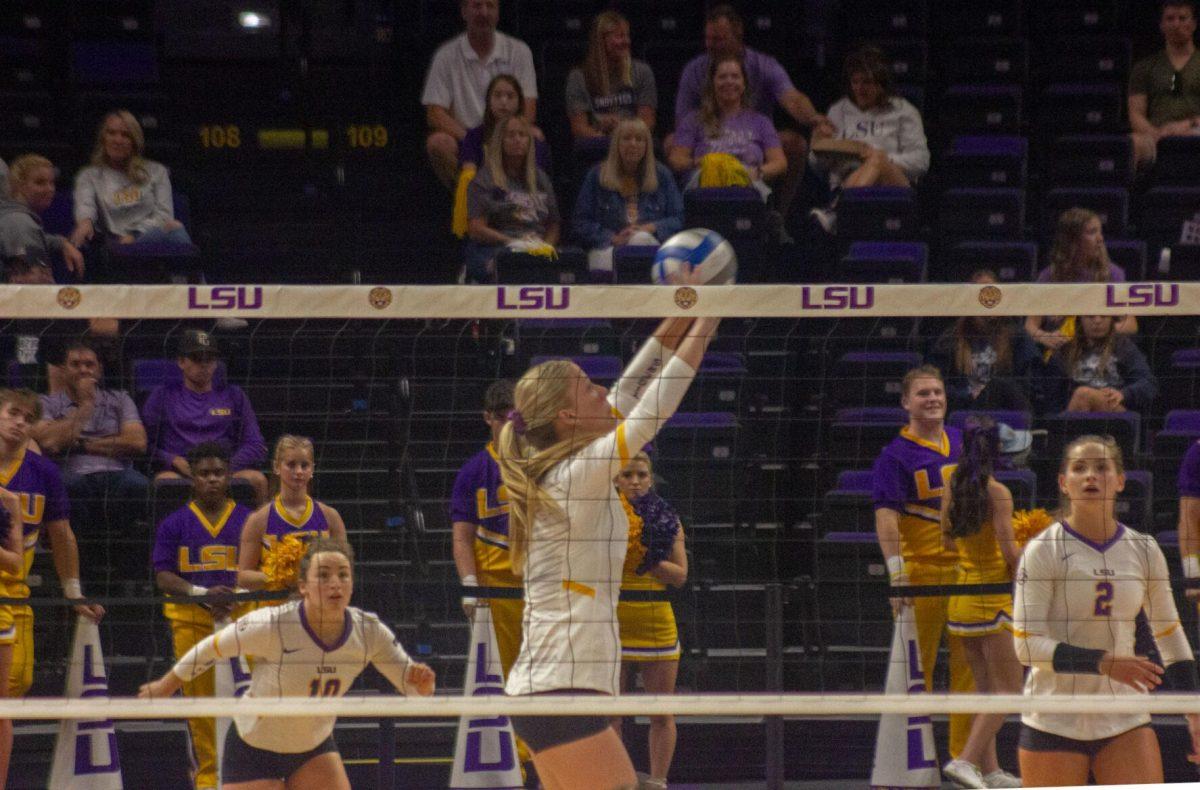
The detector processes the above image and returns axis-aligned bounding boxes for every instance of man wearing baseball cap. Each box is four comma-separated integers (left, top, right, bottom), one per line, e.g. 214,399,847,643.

141,330,268,503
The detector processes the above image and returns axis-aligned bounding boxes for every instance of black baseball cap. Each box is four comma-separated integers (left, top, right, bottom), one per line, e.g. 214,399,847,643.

178,329,219,357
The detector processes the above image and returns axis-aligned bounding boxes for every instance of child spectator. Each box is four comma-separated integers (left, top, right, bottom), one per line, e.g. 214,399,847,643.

928,271,1039,413
0,155,84,278
572,119,683,275
464,115,560,283
809,45,930,233
566,11,657,141
1047,315,1158,413
668,55,785,201
422,0,538,189
1026,208,1135,354
141,330,268,503
69,111,193,254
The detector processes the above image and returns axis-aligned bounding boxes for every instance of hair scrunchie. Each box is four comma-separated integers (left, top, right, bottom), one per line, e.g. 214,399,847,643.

507,409,527,435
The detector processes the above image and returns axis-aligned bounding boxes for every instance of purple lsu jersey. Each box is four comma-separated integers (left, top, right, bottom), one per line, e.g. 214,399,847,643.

872,426,962,565
0,449,70,599
1178,440,1200,499
263,495,331,550
152,500,251,591
449,443,514,580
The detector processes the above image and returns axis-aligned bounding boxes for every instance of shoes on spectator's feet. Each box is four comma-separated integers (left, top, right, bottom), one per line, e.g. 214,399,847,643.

809,206,837,234
943,759,986,789
765,209,794,245
983,768,1022,788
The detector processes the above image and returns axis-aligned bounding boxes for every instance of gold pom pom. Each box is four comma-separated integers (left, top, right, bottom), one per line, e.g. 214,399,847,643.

1013,508,1054,549
262,534,307,592
619,493,647,577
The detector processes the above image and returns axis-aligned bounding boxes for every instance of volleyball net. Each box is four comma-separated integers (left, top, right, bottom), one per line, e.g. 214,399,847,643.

2,281,1199,785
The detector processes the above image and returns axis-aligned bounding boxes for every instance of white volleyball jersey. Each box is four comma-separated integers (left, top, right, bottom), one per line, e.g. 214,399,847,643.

173,600,415,753
1013,521,1192,740
506,344,695,697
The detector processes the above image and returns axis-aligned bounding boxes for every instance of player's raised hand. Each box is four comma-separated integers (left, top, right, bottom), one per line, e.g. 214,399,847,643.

1098,653,1163,691
405,661,436,696
138,672,182,700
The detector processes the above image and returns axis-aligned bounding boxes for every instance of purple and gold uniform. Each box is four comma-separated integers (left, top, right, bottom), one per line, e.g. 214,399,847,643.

1178,440,1200,614
0,448,69,697
617,494,680,662
450,442,524,676
152,500,251,790
262,495,331,550
872,426,973,756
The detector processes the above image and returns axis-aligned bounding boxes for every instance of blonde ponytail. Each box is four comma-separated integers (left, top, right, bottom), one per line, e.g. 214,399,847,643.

496,360,609,576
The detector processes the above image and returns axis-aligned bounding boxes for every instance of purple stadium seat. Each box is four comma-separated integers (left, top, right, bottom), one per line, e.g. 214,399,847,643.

683,188,765,281
1041,187,1129,240
939,187,1025,240
842,241,929,283
1152,134,1200,186
657,412,741,523
996,469,1037,508
940,85,1023,134
1040,36,1130,83
942,37,1029,84
1104,240,1147,281
828,408,908,468
1051,135,1134,187
1033,0,1118,37
1151,425,1199,513
1165,410,1200,432
1115,470,1152,531
133,358,227,396
611,245,659,284
842,0,928,37
935,0,1022,36
943,240,1037,282
837,187,919,241
1040,83,1123,136
1041,411,1140,459
833,407,909,425
1138,188,1200,248
943,135,1028,188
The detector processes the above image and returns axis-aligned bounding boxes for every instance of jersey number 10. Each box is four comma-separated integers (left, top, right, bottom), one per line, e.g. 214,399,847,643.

309,678,341,697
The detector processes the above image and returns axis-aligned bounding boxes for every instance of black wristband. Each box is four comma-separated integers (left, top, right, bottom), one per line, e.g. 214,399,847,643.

1165,660,1200,692
1052,642,1107,674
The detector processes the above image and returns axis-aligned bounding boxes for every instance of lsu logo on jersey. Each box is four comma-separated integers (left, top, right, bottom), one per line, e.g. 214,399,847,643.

178,545,238,573
914,464,957,501
475,485,509,520
17,493,45,529
210,408,232,417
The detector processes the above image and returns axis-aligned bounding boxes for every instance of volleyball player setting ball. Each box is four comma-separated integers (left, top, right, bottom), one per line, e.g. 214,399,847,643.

1014,435,1200,786
497,277,718,787
139,538,435,789
237,435,348,592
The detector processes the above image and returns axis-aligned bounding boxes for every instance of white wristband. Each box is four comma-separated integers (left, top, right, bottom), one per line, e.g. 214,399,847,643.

1184,554,1200,579
885,556,906,582
461,575,478,605
188,584,209,598
62,578,82,599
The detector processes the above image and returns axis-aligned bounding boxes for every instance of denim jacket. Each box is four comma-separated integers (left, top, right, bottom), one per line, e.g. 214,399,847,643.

571,162,684,249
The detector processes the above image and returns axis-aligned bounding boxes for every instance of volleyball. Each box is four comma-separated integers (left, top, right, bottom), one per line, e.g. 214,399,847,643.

651,228,737,285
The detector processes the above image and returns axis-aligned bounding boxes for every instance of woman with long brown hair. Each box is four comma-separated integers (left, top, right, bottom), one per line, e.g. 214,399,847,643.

566,10,657,140
1048,315,1158,413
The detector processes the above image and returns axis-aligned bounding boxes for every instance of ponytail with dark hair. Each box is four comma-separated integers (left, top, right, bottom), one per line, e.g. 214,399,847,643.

945,417,1000,539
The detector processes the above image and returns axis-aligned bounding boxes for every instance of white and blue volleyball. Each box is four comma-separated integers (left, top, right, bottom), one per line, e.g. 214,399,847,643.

651,228,737,285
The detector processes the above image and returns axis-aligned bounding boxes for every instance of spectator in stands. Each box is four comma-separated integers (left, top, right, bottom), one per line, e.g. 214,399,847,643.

1129,0,1200,166
453,74,550,239
0,156,7,192
929,271,1039,413
809,46,930,234
1047,315,1158,414
32,341,148,588
68,110,193,254
567,11,657,141
422,0,538,189
141,329,268,504
675,4,830,217
464,115,560,283
1026,208,1135,354
573,119,683,275
461,74,551,172
668,55,786,201
0,154,84,279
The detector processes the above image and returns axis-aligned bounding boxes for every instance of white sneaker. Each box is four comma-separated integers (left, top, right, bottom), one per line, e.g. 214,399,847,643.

809,206,837,234
983,768,1022,787
943,758,986,789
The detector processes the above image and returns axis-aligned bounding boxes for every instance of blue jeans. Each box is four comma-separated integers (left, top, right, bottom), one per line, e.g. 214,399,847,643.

130,225,194,246
64,467,151,590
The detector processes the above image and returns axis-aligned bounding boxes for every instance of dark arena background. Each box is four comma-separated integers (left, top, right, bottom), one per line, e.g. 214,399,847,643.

3,1,1200,788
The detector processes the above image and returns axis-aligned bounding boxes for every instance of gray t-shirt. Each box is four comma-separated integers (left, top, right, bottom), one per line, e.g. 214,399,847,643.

73,160,175,238
467,166,560,239
41,389,142,475
565,60,657,125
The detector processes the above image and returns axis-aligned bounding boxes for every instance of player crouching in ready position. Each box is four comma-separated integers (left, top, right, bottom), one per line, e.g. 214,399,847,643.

140,537,436,789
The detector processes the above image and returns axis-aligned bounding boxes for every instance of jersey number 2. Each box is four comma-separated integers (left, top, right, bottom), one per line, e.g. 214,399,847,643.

309,678,341,697
1094,581,1114,616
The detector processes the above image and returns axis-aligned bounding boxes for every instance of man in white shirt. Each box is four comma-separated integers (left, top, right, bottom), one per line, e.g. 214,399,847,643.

422,0,539,188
